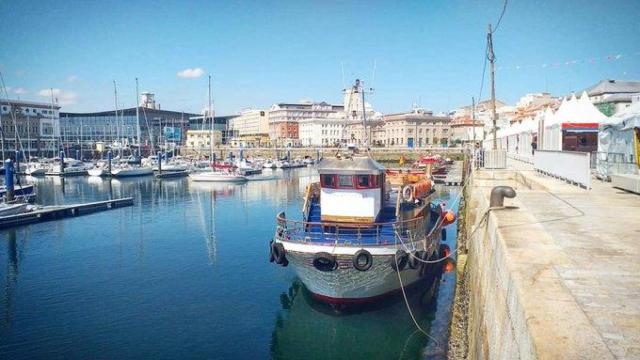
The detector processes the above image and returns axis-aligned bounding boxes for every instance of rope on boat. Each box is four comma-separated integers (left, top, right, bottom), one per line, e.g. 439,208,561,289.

395,208,494,265
394,235,440,347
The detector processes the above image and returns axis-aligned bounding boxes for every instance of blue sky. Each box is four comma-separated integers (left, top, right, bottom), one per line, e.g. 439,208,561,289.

1,0,639,115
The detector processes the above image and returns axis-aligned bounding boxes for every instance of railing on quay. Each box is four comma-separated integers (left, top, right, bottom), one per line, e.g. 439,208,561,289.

471,149,507,169
533,150,591,189
274,211,437,247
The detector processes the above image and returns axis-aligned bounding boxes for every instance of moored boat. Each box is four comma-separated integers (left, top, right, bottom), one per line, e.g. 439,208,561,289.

269,146,455,306
110,166,153,177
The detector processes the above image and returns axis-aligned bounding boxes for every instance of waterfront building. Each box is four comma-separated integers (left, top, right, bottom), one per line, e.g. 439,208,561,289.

228,109,270,147
268,101,343,146
298,115,346,147
188,114,236,145
343,117,385,147
60,107,197,156
0,98,61,158
185,129,222,153
450,116,485,144
381,108,452,148
584,79,640,116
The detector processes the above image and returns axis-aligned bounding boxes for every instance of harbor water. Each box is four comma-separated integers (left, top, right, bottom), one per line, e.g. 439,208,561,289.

0,168,460,359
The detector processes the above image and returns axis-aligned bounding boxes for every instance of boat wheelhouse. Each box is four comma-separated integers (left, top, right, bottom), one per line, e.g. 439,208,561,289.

316,157,385,224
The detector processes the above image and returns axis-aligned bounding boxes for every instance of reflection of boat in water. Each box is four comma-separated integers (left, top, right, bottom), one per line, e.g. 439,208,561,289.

271,275,441,360
189,171,247,183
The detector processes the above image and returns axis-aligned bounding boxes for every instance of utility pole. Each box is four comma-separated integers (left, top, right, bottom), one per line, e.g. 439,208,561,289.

472,96,476,145
488,24,497,150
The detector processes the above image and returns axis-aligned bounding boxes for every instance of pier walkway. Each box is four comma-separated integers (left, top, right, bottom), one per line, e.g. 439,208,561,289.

465,158,640,359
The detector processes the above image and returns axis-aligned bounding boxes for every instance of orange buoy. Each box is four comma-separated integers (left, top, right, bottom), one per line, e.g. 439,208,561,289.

443,259,456,273
442,210,456,226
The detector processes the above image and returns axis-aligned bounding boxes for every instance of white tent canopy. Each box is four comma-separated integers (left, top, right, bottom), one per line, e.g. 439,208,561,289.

597,102,640,178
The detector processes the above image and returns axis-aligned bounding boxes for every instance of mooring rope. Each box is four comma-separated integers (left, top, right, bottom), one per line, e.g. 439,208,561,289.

394,234,440,347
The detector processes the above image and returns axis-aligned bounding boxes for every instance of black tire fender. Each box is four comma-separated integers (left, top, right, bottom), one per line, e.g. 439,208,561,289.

409,250,426,270
272,242,287,266
391,250,408,271
313,252,337,272
352,249,373,271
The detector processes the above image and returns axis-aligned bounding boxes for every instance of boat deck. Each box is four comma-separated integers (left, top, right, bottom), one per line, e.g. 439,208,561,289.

298,198,439,246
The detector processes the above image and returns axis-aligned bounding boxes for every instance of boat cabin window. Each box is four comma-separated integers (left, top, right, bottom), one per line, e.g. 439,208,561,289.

322,174,381,189
356,175,370,188
321,174,336,188
338,175,354,188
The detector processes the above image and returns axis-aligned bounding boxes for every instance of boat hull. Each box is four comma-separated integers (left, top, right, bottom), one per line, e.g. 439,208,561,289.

111,167,153,177
88,168,109,177
279,243,440,304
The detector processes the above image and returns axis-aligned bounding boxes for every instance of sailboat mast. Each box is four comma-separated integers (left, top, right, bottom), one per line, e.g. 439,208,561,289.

50,88,56,158
208,75,214,162
135,78,141,149
113,80,121,157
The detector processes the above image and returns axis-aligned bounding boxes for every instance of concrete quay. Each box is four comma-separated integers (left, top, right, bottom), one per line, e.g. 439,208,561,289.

463,159,640,359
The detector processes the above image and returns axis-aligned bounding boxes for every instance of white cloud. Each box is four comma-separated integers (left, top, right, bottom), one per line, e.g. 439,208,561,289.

3,87,27,96
38,88,78,106
177,67,205,78
66,75,78,83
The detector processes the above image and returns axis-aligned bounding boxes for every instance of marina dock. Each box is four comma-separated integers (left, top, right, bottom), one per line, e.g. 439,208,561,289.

0,197,134,229
461,158,640,359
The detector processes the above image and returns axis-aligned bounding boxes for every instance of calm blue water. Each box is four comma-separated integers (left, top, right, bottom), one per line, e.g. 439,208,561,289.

0,168,460,359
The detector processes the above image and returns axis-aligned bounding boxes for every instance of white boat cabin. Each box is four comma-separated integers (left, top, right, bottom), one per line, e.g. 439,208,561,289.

317,156,385,223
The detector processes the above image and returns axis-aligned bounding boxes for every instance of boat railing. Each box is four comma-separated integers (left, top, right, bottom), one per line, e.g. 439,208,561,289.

275,211,435,246
301,182,320,220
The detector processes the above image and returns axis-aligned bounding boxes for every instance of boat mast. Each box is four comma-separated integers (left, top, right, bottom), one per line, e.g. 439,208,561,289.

135,78,141,151
113,80,121,157
50,88,56,158
208,75,214,164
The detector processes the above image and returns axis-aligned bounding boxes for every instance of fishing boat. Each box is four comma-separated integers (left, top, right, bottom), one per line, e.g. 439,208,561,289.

269,79,455,306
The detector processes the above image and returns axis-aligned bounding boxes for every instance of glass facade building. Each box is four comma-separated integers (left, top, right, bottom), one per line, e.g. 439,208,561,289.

60,107,198,153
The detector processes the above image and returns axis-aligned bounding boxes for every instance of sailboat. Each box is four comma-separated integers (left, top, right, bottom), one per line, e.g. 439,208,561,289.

269,80,456,305
189,75,247,183
109,79,153,178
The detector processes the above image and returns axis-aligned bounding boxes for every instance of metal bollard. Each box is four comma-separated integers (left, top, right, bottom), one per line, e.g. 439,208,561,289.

490,186,516,208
